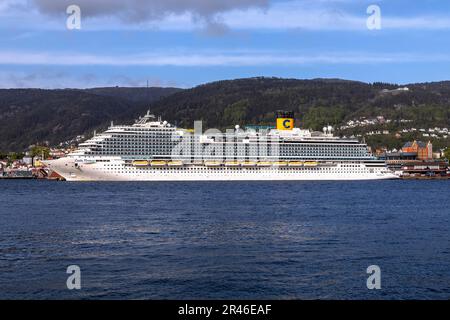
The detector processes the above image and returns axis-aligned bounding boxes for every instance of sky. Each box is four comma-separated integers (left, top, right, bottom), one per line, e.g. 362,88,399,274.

0,0,450,88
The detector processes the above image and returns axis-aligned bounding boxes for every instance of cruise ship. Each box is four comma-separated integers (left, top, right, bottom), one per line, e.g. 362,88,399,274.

44,111,398,181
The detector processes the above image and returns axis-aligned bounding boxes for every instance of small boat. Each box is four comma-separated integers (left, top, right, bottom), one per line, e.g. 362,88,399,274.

241,161,257,167
75,158,96,165
168,161,183,167
132,160,149,167
257,161,272,167
321,162,337,167
81,159,96,164
151,160,167,167
304,161,318,167
288,161,304,167
204,161,222,167
273,161,288,167
224,161,241,167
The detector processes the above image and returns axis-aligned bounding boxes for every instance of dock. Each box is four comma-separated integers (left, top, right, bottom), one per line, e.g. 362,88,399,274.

401,175,450,180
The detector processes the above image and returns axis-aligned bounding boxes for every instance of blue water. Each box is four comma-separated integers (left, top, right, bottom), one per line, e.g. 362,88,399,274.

0,180,449,299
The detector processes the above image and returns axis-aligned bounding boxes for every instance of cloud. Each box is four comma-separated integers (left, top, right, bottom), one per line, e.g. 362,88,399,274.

0,0,24,12
30,0,269,32
1,50,449,67
0,69,179,89
219,1,450,31
0,69,72,88
383,16,450,30
2,0,450,32
222,4,364,31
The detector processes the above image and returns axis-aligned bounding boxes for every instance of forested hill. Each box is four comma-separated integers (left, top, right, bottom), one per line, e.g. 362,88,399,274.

149,78,450,131
148,78,450,149
0,87,180,151
1,78,450,152
83,87,181,102
149,77,373,129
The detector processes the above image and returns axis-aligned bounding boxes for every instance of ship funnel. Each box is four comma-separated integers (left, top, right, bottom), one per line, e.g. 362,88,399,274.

275,111,295,130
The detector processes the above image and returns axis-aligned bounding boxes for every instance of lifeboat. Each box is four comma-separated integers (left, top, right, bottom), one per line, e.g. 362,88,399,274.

288,161,304,167
132,160,149,167
79,159,96,165
204,161,222,167
151,160,167,167
322,162,337,167
168,161,183,167
257,161,272,167
241,161,257,167
225,161,241,167
273,161,288,167
304,161,318,167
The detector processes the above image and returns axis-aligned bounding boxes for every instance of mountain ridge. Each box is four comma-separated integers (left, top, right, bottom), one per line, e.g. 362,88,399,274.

1,77,450,152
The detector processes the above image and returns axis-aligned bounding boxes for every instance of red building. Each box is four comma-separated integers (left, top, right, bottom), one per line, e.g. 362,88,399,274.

401,140,433,160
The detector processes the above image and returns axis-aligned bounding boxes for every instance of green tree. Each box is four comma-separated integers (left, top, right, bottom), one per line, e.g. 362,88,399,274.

7,152,25,163
222,99,249,125
30,146,50,159
444,148,450,160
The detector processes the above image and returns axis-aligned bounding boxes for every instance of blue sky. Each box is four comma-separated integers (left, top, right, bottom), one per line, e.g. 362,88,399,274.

1,0,450,88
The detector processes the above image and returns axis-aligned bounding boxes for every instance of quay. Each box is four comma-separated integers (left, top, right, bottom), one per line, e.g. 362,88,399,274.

0,176,36,180
401,175,450,180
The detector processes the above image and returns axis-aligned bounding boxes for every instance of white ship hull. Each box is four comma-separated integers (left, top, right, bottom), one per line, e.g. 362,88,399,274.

45,158,399,181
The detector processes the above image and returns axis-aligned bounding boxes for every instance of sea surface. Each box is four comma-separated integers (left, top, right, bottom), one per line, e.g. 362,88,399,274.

0,180,449,299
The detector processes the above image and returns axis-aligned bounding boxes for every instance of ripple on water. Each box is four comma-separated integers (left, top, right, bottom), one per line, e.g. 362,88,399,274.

0,180,449,299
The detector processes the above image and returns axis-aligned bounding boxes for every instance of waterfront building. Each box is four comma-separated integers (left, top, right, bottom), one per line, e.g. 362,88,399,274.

402,141,433,160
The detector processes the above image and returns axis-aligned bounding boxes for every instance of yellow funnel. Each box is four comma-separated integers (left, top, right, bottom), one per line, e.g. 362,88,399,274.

276,111,295,130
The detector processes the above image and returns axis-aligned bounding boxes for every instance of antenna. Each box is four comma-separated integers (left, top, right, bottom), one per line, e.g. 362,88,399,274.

146,79,149,103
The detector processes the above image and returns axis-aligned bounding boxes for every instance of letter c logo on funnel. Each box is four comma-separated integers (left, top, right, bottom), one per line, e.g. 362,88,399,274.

283,119,291,129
